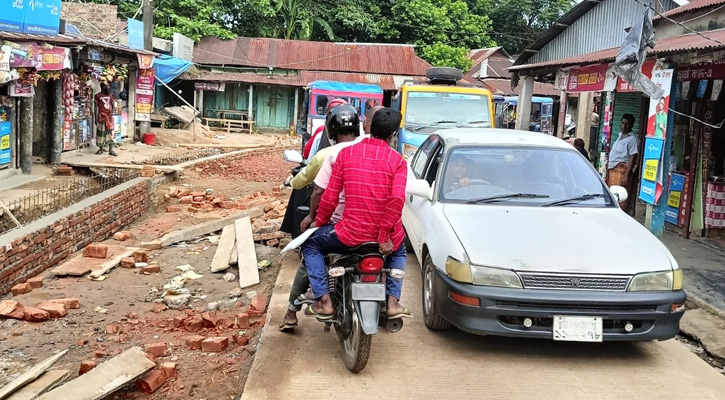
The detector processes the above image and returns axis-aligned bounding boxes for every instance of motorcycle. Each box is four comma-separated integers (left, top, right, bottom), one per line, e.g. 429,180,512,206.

280,150,314,240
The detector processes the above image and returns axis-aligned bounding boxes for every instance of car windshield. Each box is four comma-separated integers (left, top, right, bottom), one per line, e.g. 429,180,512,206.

439,146,614,207
404,92,491,132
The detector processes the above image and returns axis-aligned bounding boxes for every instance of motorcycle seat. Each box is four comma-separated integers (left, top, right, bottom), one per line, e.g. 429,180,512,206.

328,242,381,257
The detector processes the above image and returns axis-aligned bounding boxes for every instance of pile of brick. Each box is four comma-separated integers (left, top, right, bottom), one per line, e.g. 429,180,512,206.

164,185,289,217
56,165,75,176
250,198,290,248
140,165,157,178
0,296,80,323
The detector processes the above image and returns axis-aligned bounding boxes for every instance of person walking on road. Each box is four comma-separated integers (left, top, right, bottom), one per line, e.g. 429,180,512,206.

94,84,117,156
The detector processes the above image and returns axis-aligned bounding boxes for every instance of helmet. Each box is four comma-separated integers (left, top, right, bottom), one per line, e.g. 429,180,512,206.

327,98,348,111
325,104,360,141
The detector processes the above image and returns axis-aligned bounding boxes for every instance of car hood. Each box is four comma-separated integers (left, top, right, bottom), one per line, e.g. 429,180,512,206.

442,204,673,275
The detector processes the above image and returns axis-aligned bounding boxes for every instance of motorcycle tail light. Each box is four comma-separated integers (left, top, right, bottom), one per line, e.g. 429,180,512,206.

360,275,378,282
358,256,384,273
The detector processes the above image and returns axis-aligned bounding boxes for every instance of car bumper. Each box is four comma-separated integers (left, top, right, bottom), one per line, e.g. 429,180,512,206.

434,269,687,341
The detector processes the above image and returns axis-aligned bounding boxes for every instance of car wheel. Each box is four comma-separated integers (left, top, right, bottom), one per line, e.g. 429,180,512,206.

422,254,451,331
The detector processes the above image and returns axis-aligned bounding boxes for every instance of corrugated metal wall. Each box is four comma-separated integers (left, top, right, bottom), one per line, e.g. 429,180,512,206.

203,83,250,118
204,84,295,129
529,0,679,64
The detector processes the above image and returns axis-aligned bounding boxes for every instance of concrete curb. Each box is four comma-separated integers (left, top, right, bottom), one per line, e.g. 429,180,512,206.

687,293,725,319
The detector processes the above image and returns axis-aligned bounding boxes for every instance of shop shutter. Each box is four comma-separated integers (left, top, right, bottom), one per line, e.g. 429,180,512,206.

612,92,644,135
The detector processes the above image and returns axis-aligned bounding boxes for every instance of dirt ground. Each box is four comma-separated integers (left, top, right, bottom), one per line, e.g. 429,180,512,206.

0,148,297,399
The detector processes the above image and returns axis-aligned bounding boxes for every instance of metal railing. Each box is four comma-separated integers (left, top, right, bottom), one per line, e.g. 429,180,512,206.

0,169,140,235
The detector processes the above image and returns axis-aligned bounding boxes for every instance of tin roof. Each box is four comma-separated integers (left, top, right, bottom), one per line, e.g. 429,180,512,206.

657,0,725,19
481,78,559,97
466,47,515,80
0,32,87,45
180,70,420,90
510,27,725,72
193,37,431,76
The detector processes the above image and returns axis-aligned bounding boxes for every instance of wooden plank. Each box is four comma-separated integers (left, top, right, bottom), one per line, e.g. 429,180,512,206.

52,245,133,277
6,370,70,400
210,224,236,272
160,208,263,247
87,248,139,280
36,347,155,400
229,241,238,266
235,217,259,289
60,161,181,172
0,350,68,400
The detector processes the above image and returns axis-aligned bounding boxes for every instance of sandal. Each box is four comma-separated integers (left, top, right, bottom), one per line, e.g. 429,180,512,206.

304,306,333,321
387,307,413,319
293,293,314,307
95,149,104,155
279,320,298,332
109,151,118,156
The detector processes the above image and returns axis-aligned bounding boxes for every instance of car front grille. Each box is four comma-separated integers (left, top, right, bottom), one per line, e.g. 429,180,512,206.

518,273,631,291
495,300,658,312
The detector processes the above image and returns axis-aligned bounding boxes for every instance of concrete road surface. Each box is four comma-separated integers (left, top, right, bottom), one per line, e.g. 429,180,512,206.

241,254,725,400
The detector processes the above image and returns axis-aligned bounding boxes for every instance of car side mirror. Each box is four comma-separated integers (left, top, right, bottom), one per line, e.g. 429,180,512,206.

407,179,433,200
283,149,304,164
610,185,628,204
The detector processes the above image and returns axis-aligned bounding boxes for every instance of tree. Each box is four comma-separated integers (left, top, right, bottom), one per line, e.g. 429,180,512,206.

420,43,474,71
272,0,333,40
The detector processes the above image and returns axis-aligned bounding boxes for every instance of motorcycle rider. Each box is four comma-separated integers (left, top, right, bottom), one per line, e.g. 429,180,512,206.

279,104,367,330
302,108,410,320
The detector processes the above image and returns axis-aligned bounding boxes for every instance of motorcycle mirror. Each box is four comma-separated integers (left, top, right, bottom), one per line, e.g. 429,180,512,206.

283,149,304,164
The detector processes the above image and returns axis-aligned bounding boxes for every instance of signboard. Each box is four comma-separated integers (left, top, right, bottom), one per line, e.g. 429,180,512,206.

665,173,686,225
617,59,658,92
88,48,104,61
9,81,34,97
678,60,725,82
172,32,194,62
567,64,609,93
194,82,225,92
23,0,62,35
0,45,11,71
645,69,673,140
639,137,665,205
0,0,26,33
135,68,154,121
9,42,40,68
137,54,154,69
127,18,144,51
36,47,71,71
554,69,569,91
0,121,10,166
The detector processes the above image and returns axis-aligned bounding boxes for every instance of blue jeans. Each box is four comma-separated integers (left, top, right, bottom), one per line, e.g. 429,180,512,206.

301,224,407,300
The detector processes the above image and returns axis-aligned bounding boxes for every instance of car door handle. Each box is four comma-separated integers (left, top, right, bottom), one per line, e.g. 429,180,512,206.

409,195,414,203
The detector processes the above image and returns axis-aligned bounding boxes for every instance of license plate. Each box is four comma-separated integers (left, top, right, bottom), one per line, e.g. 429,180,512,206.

351,283,385,301
553,315,603,342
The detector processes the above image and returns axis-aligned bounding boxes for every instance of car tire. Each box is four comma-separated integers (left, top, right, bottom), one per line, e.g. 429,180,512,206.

422,254,451,331
426,67,463,82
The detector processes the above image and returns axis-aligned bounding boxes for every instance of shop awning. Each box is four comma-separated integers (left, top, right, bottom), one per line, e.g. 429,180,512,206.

154,55,194,85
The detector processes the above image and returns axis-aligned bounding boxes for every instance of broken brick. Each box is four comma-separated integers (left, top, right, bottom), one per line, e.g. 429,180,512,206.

179,196,193,204
184,315,204,332
266,239,280,247
190,191,205,197
201,312,218,328
172,316,185,328
168,186,179,197
35,302,68,318
166,206,183,213
234,335,250,346
23,307,50,322
201,337,228,353
133,250,149,263
177,188,191,197
160,362,177,379
11,283,32,296
0,300,25,319
141,264,161,274
140,241,162,250
95,350,110,358
185,335,205,350
250,295,268,314
192,196,205,203
106,324,119,334
49,298,80,309
144,343,168,358
136,370,167,393
263,204,275,213
83,244,108,259
79,360,97,375
150,304,168,314
113,232,130,241
221,201,237,209
236,313,250,329
27,276,44,289
120,257,136,269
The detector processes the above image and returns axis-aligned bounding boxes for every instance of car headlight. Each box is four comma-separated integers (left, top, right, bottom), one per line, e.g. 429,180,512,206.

445,257,522,288
628,270,683,291
403,143,418,159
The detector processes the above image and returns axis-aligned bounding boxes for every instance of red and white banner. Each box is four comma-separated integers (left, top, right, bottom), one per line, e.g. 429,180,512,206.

646,68,674,140
617,59,659,92
567,64,609,92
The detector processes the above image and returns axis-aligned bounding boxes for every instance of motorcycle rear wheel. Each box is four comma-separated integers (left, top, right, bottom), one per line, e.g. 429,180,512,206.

339,296,372,373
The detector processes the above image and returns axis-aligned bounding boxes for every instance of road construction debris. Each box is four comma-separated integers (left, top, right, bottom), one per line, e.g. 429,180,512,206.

0,349,68,400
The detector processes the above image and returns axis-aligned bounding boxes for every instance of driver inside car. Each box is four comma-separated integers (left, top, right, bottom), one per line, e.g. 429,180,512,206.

443,154,472,194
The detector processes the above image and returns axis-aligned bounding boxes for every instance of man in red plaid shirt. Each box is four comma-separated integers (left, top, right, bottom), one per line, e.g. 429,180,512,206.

301,108,410,320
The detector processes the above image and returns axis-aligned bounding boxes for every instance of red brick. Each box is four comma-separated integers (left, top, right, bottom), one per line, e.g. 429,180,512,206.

160,362,177,379
120,257,136,269
133,250,149,263
236,313,250,329
221,201,237,209
263,204,275,213
168,186,179,197
106,324,119,334
272,186,281,193
192,196,205,203
94,350,110,358
83,244,108,259
141,264,161,274
190,191,205,197
201,337,228,353
140,241,162,250
11,283,32,296
23,307,50,322
136,370,167,393
113,232,129,241
237,202,248,210
49,298,80,309
177,188,191,197
0,300,25,319
179,196,193,204
144,343,168,358
234,335,250,346
184,315,204,332
27,276,44,289
166,206,183,213
250,295,268,313
201,312,218,328
79,360,97,375
266,239,280,247
172,316,185,328
35,302,68,318
184,335,205,350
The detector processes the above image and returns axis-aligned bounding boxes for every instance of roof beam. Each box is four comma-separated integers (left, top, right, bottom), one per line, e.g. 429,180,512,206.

556,23,569,27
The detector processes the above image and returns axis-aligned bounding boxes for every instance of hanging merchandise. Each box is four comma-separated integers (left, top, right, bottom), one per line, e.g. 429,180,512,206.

86,63,129,84
0,96,11,167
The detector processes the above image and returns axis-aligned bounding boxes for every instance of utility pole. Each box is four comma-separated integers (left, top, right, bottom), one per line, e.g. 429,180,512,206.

138,0,153,140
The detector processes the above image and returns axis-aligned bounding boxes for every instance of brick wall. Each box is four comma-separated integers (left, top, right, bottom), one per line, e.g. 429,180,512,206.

0,179,149,295
61,2,119,40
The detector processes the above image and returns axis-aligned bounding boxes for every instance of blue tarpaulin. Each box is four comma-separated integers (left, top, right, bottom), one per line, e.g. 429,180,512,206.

154,55,193,85
308,80,383,94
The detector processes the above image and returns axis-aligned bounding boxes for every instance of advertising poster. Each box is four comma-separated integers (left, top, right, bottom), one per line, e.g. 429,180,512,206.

128,18,144,51
0,45,11,71
639,137,665,205
114,115,122,142
37,47,71,71
9,81,35,97
22,0,62,36
9,42,40,68
0,122,11,166
0,0,26,33
567,64,609,93
646,69,673,140
135,68,154,122
137,54,154,69
665,173,686,225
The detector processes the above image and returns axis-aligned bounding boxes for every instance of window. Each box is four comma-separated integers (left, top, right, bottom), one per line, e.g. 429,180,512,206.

404,92,491,131
315,95,329,115
412,135,440,178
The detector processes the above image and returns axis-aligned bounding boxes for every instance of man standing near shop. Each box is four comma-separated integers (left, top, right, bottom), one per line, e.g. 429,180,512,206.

606,113,639,214
94,84,117,156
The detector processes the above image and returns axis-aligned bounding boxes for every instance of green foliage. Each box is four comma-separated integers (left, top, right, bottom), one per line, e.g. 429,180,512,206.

420,43,474,71
486,0,575,54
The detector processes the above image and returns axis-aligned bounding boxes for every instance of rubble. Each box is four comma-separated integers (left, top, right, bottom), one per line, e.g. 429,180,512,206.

24,307,50,322
27,276,44,289
11,282,32,296
136,369,167,393
185,335,205,350
35,302,68,318
223,272,236,282
201,337,229,353
78,360,97,376
160,362,178,379
144,343,168,358
0,300,25,319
